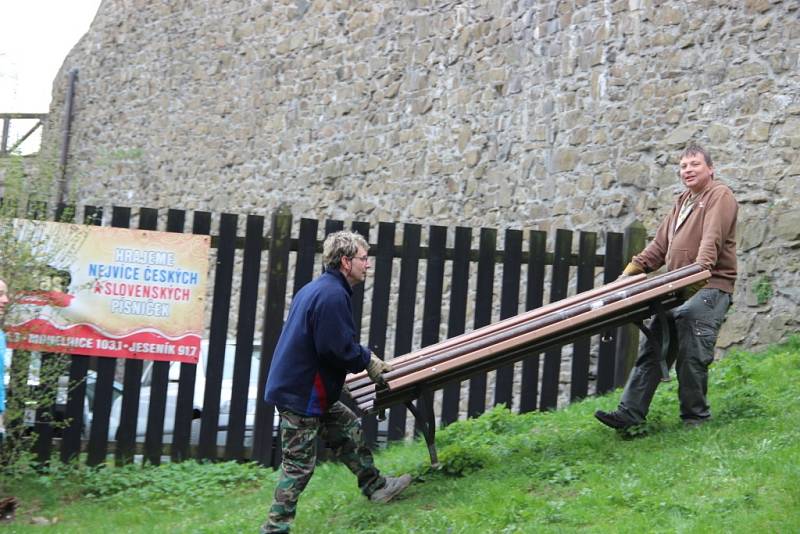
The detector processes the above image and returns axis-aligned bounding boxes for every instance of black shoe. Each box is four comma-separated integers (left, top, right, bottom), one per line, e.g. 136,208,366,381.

594,410,635,430
682,416,710,428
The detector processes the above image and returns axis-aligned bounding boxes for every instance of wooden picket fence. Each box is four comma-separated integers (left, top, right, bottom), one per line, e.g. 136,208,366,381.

14,204,644,468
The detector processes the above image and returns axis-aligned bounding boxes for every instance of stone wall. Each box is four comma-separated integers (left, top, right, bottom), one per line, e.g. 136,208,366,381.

41,0,800,350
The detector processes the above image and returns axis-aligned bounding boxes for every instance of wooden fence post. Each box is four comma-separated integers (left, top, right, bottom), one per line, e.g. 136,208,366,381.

115,207,159,466
198,212,238,460
171,210,211,463
388,223,421,440
86,206,130,467
224,213,266,461
440,226,471,426
416,225,446,437
494,228,522,408
144,208,186,465
570,230,597,402
540,228,572,410
467,227,496,418
253,207,292,467
519,230,546,414
614,220,647,387
596,231,624,394
60,207,101,464
364,222,394,446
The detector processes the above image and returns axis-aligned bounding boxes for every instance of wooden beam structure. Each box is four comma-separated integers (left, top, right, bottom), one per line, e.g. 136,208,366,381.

345,263,710,466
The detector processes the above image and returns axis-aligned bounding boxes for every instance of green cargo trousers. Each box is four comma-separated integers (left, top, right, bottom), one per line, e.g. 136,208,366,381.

261,401,385,534
617,287,732,424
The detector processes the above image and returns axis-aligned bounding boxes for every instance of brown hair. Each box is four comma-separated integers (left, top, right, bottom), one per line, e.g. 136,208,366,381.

680,143,714,167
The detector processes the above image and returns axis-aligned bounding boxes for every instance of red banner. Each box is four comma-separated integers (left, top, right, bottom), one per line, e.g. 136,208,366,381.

6,319,201,363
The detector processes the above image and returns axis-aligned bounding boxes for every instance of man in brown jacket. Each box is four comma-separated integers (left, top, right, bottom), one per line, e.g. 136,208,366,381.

595,143,738,429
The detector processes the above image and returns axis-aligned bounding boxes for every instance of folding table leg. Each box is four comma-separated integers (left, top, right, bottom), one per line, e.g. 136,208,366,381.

404,387,439,467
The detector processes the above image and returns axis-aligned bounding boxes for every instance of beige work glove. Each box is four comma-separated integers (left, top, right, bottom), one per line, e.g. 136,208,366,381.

617,262,645,280
366,354,393,385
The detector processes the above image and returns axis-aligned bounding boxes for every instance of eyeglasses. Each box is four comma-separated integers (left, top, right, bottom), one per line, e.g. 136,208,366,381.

349,255,370,263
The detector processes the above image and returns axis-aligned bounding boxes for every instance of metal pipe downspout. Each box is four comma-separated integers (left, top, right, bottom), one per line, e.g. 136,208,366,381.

57,68,78,207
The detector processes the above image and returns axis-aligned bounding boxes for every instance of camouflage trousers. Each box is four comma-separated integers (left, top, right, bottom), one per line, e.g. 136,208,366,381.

261,401,385,533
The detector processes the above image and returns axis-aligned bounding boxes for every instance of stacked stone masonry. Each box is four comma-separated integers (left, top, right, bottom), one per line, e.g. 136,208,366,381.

39,0,800,355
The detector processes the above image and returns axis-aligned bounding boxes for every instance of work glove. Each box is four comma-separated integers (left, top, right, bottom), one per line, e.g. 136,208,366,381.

679,280,708,300
366,354,393,385
617,262,644,280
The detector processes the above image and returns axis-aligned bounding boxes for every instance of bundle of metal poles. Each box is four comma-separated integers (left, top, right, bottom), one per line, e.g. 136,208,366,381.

347,263,710,415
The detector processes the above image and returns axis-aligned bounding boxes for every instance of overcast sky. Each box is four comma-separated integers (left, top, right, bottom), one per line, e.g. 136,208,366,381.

1,0,102,110
1,0,102,152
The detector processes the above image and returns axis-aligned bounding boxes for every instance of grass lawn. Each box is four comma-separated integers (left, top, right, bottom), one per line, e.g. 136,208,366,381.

2,336,799,533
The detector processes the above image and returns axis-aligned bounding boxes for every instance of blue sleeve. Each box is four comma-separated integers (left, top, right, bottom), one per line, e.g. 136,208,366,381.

311,291,370,374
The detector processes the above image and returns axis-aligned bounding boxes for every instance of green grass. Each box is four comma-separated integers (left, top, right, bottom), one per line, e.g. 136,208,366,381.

3,336,800,533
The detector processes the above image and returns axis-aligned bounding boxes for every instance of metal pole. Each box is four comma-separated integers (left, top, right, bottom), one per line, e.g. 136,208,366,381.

614,220,647,387
57,68,79,206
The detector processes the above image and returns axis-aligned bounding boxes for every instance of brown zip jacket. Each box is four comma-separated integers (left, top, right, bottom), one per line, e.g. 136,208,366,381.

631,179,738,294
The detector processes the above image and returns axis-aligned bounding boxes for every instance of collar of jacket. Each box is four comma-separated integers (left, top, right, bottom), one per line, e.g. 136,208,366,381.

323,267,353,295
679,179,716,202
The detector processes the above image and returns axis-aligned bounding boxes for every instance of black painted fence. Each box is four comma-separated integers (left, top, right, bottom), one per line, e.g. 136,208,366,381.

17,205,644,468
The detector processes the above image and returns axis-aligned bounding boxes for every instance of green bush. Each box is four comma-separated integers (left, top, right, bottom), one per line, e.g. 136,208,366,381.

436,443,491,477
430,405,524,477
753,275,773,305
79,460,262,503
437,404,521,449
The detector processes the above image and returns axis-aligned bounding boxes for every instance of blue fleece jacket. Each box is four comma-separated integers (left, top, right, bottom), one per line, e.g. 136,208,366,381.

265,268,370,416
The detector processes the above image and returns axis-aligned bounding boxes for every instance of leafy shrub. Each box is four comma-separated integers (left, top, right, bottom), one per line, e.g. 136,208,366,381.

711,351,755,390
429,405,524,477
436,443,491,477
437,404,520,449
716,384,768,420
78,460,263,504
753,275,773,305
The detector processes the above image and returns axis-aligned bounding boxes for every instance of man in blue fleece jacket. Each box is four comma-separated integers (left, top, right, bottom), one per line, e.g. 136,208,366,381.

261,231,412,534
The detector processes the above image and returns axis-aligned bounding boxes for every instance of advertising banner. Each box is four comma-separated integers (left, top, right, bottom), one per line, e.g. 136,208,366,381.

5,219,210,363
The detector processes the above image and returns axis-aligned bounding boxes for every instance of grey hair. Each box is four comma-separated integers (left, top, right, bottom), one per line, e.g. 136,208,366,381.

680,143,714,168
322,231,369,270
